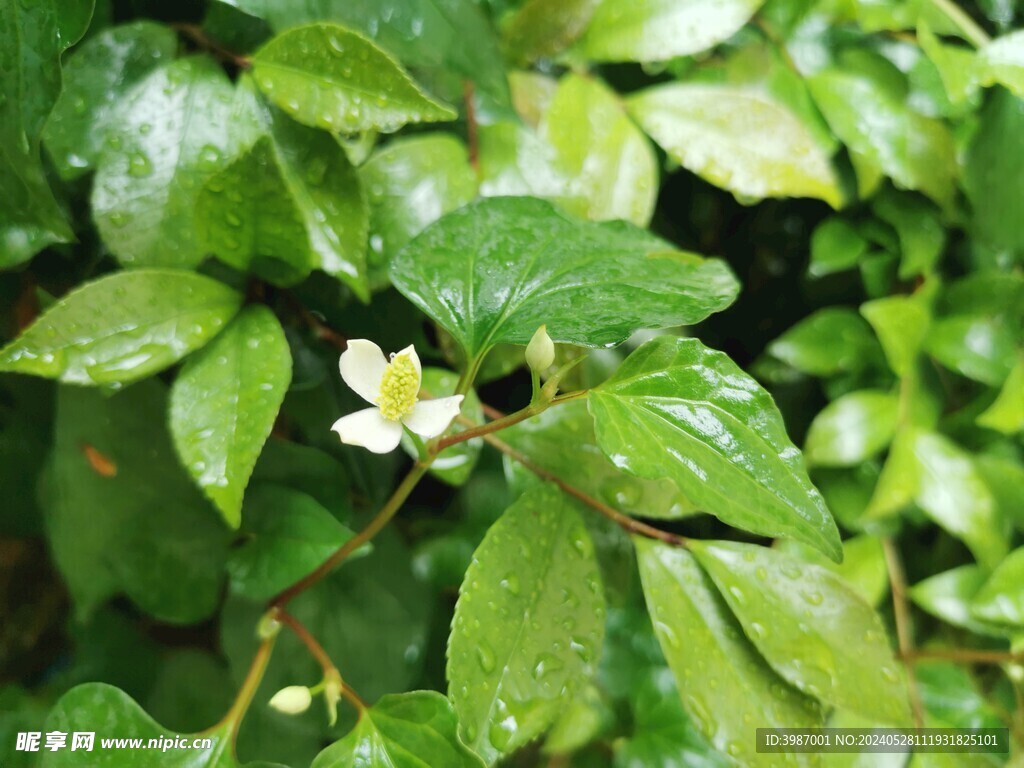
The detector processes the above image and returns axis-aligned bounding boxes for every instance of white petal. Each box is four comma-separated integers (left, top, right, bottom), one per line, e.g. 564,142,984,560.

339,339,388,404
331,407,404,453
395,344,422,391
402,395,464,438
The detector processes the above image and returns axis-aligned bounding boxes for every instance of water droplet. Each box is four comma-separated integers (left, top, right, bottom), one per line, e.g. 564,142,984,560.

803,591,824,606
476,642,496,673
532,653,563,680
499,574,519,595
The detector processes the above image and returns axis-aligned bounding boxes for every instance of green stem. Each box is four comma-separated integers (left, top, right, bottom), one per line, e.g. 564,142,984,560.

215,633,277,741
270,460,433,607
455,352,486,397
930,0,991,47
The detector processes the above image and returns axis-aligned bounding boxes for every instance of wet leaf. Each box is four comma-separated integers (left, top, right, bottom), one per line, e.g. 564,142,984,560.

252,23,457,134
978,355,1024,433
0,270,241,386
804,390,899,467
390,197,739,359
169,306,291,527
591,336,842,560
766,308,884,378
448,483,605,764
971,546,1024,626
976,30,1024,97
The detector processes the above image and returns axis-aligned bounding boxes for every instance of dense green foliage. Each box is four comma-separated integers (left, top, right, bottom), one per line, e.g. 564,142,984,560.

1,0,1023,766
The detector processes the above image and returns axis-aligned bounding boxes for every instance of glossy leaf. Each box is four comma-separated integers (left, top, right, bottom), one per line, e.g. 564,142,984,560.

41,683,285,767
0,0,91,267
169,306,292,527
978,355,1024,433
925,315,1017,385
808,69,957,207
541,74,658,225
804,390,899,467
971,546,1024,626
251,23,457,134
976,31,1024,97
872,190,945,279
627,83,841,207
910,565,1017,638
360,134,477,289
766,308,883,378
502,0,597,64
635,540,821,767
477,122,572,201
43,21,177,180
591,336,842,560
448,483,605,764
401,367,482,486
690,539,912,726
227,486,360,601
776,535,890,607
389,197,739,358
860,295,931,378
312,691,483,768
866,429,1009,569
44,382,228,623
582,0,766,62
964,89,1024,252
233,77,370,299
809,217,868,278
0,270,241,386
501,400,694,520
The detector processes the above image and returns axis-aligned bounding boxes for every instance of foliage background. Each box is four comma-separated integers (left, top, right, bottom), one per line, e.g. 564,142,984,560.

1,0,1023,766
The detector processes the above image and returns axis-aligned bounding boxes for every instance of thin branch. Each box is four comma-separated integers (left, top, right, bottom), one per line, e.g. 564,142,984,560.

481,432,689,548
480,401,506,420
278,610,338,678
882,538,926,729
214,633,276,742
269,461,432,607
904,648,1024,665
929,0,992,47
172,23,251,69
280,290,347,352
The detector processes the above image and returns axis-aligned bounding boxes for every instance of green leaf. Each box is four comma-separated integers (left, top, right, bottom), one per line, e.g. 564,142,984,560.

975,455,1024,533
860,294,931,378
196,139,317,287
925,315,1017,386
866,429,1010,569
448,483,605,764
225,0,511,120
227,485,362,601
871,190,945,279
964,89,1024,253
805,390,899,467
690,539,912,726
41,683,285,767
232,76,370,299
627,83,841,207
0,0,91,267
401,367,482,486
502,400,694,520
390,197,739,359
360,134,477,290
776,535,890,607
635,540,821,767
312,691,483,768
809,217,868,278
917,19,980,108
502,0,598,64
43,21,177,180
766,308,883,378
591,336,842,560
169,306,291,527
909,565,1017,638
542,685,610,755
43,382,228,623
582,0,766,62
978,355,1024,433
808,69,957,207
976,31,1024,97
0,269,241,386
612,668,731,768
252,23,457,134
92,57,235,269
971,546,1024,626
541,74,658,226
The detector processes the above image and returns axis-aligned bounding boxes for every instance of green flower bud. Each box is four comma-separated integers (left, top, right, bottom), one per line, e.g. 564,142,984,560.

268,685,312,715
526,324,555,372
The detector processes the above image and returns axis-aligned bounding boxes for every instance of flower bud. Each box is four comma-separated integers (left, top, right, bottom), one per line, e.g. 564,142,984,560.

526,325,555,372
268,686,312,715
323,671,343,727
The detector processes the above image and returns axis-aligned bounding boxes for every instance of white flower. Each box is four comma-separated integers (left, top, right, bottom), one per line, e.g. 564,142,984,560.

268,686,312,715
331,340,464,454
